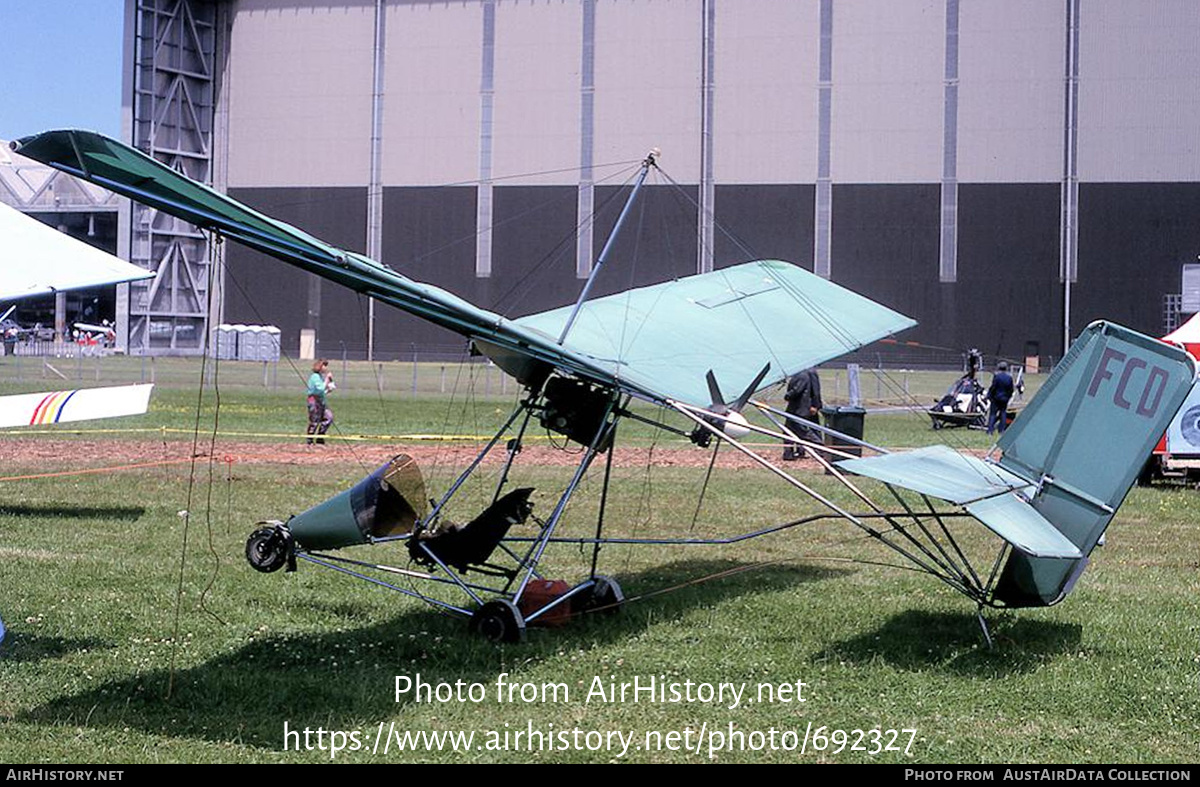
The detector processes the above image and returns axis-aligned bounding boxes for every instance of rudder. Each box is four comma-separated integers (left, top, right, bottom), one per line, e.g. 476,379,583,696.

992,322,1195,606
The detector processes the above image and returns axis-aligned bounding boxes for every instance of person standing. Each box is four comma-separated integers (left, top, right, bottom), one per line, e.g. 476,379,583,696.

783,368,823,460
306,358,335,445
986,361,1014,435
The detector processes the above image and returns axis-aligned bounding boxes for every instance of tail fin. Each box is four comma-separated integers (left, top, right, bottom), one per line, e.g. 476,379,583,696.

992,321,1195,606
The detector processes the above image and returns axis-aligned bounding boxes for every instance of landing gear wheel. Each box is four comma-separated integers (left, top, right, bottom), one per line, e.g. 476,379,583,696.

573,575,624,616
245,525,293,573
470,599,526,643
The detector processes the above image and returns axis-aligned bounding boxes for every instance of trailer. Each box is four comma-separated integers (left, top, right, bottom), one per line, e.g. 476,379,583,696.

1144,315,1200,482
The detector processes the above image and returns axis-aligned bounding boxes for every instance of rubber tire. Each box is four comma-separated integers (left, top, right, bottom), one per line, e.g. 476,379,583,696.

245,526,291,573
573,575,624,616
470,599,526,643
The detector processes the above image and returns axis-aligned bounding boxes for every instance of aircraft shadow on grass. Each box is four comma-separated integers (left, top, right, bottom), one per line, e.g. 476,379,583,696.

818,609,1082,676
0,633,111,664
0,504,145,521
20,558,845,750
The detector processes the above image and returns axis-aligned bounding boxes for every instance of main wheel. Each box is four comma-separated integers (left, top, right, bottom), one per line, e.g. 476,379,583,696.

245,525,292,573
470,599,526,643
573,575,624,616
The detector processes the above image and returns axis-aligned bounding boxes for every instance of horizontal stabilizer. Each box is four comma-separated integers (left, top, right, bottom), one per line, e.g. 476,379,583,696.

836,445,1079,558
0,384,153,428
964,495,1081,559
837,445,1030,505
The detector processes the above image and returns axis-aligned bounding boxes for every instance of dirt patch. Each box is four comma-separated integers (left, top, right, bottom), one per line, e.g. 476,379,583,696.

0,435,823,477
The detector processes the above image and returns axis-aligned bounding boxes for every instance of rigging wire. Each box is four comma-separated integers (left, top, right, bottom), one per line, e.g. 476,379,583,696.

167,232,227,699
487,163,644,317
223,268,371,474
621,406,664,574
690,441,721,535
354,292,397,439
577,506,999,618
240,158,642,215
649,161,1006,486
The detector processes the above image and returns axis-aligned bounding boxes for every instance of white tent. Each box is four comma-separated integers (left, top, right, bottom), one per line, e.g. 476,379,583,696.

0,202,152,300
1163,312,1200,357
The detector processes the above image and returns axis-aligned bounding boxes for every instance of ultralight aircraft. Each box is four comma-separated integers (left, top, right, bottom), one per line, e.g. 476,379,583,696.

13,130,1195,644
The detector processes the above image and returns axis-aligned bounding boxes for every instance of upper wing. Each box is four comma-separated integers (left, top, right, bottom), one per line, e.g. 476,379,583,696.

517,260,915,408
11,130,620,389
0,202,154,300
13,130,915,408
0,384,154,428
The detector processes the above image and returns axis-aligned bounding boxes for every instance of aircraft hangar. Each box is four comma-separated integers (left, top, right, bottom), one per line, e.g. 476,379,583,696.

122,0,1200,362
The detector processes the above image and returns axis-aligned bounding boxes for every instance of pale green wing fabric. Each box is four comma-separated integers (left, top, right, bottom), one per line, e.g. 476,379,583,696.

964,495,1081,559
836,445,1079,558
836,445,1030,505
515,260,917,407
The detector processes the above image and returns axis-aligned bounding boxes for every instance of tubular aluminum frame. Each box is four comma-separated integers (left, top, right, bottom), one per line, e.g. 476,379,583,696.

287,385,1015,627
273,268,1020,621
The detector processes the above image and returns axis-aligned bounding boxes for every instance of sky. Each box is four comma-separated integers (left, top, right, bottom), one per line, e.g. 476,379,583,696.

0,1,125,142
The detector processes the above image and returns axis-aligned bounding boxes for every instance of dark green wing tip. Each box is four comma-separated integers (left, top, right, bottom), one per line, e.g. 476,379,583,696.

12,129,72,148
10,130,91,169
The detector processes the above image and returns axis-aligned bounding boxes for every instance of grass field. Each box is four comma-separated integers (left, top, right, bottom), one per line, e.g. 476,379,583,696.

0,359,1196,764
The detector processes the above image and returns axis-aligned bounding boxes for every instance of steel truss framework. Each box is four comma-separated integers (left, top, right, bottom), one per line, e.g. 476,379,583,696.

127,0,221,354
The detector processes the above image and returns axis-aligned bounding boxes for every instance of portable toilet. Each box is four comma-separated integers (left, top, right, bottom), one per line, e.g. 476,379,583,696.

243,325,266,361
216,324,236,360
231,324,250,360
263,326,281,362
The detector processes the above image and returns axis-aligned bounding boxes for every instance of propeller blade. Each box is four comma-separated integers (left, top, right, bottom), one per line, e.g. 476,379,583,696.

731,363,771,412
705,370,727,413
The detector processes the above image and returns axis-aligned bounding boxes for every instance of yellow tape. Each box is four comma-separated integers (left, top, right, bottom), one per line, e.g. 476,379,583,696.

0,426,549,442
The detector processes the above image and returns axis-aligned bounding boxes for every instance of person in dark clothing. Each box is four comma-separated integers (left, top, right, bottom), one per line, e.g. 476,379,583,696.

986,361,1015,435
783,368,822,460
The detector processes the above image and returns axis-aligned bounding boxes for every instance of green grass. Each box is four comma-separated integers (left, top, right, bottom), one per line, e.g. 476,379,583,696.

0,355,1027,452
1,367,1195,764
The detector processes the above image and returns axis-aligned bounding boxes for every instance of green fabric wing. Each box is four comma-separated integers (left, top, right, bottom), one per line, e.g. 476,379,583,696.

515,260,916,407
836,445,1030,505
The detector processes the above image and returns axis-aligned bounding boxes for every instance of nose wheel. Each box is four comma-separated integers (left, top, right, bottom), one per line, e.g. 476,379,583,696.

246,524,293,573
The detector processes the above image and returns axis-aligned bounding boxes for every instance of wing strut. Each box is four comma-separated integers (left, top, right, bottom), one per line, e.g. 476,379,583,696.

557,149,659,344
